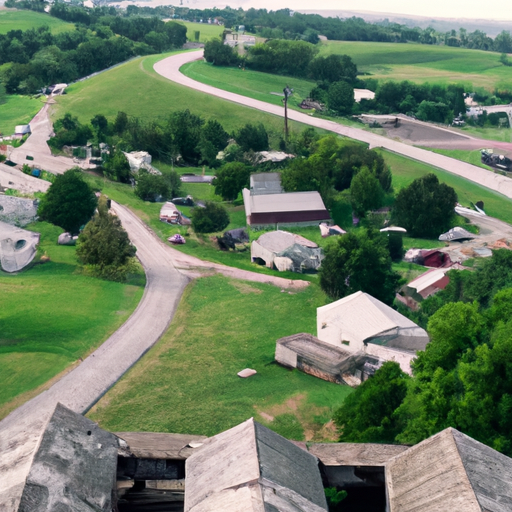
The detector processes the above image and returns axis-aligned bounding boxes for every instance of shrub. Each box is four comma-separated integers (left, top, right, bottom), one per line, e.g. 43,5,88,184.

191,201,230,233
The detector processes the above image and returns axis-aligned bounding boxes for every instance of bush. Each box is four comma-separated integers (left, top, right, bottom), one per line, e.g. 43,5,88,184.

134,169,180,202
204,38,239,66
191,201,230,233
235,123,269,152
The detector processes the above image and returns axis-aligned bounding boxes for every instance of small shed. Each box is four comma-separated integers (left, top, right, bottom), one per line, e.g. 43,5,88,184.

275,333,366,385
251,230,324,273
405,268,450,301
184,418,328,512
160,202,181,224
14,125,31,137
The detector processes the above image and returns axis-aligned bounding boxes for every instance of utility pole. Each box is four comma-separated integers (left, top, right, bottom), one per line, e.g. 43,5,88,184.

283,85,293,142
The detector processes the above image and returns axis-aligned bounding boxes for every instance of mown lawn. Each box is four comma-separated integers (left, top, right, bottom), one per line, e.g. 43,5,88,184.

177,20,224,42
0,95,45,136
0,9,75,34
0,222,145,419
319,41,508,91
88,274,351,441
427,148,495,170
53,52,307,137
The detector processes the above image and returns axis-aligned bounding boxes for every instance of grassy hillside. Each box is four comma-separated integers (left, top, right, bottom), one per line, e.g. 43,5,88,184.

0,9,75,34
53,51,307,136
319,41,509,90
0,95,45,136
178,20,224,42
88,274,351,441
0,222,144,419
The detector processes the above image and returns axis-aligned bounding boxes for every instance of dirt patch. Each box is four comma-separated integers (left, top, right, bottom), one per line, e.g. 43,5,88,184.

230,281,263,294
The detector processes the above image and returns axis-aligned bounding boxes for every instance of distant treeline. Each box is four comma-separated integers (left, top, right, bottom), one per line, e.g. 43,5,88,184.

0,4,186,94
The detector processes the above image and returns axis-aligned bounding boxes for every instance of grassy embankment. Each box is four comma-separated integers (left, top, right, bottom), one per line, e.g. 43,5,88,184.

0,95,45,136
88,273,351,441
0,9,75,34
0,222,145,419
177,20,223,43
53,52,307,137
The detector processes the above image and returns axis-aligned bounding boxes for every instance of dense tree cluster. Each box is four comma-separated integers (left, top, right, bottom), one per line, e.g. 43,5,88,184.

319,228,400,305
38,168,97,234
134,169,180,202
0,8,185,94
213,162,251,201
335,250,512,457
392,173,457,238
191,201,230,233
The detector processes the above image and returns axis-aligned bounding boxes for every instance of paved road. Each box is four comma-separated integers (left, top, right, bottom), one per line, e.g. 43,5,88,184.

0,202,190,512
154,51,512,201
9,101,93,174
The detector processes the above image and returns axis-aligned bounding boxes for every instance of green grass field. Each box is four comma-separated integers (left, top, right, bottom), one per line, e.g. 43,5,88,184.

427,148,495,170
53,52,307,137
0,222,144,419
88,274,351,441
178,21,224,42
0,95,45,136
0,9,75,34
319,41,510,91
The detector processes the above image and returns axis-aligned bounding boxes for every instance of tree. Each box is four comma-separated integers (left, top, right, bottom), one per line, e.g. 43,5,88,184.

38,168,97,234
102,148,131,183
392,173,457,238
191,201,229,233
213,162,251,201
134,169,177,202
327,80,354,115
235,123,269,152
76,196,136,281
319,229,400,305
349,166,384,217
204,38,239,66
334,362,409,443
113,111,129,135
308,54,357,84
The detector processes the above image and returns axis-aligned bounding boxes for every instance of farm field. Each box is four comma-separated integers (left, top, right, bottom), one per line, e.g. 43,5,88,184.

53,52,308,137
0,222,144,419
0,95,44,136
177,20,224,42
319,41,509,91
0,9,75,34
88,274,351,441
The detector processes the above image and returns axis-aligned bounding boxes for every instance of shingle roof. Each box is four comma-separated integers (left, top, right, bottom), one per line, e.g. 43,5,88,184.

244,189,327,215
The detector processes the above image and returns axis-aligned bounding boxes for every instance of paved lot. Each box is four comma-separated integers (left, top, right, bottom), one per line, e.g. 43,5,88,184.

0,163,50,193
154,51,512,202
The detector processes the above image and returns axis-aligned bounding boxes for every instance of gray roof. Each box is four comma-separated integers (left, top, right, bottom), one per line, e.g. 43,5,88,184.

18,403,118,512
255,230,318,253
185,418,328,512
309,443,408,467
386,427,512,512
244,189,327,215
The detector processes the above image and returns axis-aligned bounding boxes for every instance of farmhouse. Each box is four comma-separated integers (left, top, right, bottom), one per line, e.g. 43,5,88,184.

316,291,429,374
8,402,512,512
251,230,324,272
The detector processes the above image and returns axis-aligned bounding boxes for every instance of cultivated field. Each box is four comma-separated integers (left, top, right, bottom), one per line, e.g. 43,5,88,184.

319,41,510,91
88,274,351,441
177,20,224,42
0,222,144,419
0,9,75,34
53,52,307,136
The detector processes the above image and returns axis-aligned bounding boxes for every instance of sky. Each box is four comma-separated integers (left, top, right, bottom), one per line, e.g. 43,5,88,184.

170,0,512,21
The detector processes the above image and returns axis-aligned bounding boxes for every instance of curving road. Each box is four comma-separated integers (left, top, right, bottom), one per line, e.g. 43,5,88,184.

154,51,512,202
0,202,190,512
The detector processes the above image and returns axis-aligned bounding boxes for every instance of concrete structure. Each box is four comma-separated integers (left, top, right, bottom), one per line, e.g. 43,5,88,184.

354,88,375,102
243,188,330,227
123,151,161,175
249,172,283,195
251,230,324,272
275,333,366,385
14,125,31,136
405,268,450,301
0,195,38,227
316,291,429,374
386,427,512,512
184,418,328,512
0,221,39,272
